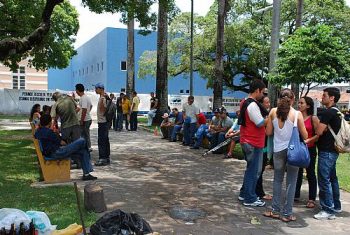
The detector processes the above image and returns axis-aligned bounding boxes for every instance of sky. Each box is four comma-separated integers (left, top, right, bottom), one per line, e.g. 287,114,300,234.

70,0,350,49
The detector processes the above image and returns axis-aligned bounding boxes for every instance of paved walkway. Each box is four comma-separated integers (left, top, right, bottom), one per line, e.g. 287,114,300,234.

68,127,350,235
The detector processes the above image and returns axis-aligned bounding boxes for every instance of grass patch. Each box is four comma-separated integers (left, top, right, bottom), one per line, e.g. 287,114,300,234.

0,129,97,229
0,114,28,120
337,154,350,192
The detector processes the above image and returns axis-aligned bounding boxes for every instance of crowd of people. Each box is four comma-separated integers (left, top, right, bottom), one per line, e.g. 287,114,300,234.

29,80,344,221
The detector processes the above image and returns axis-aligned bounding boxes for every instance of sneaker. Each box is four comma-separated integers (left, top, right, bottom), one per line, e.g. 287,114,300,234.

238,196,244,201
314,211,336,220
243,199,266,207
82,174,98,181
334,208,342,213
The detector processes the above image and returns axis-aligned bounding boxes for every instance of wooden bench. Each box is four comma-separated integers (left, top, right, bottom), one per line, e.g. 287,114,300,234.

30,123,70,183
32,139,71,183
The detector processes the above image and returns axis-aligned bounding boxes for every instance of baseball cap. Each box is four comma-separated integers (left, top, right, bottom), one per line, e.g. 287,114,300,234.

162,113,169,118
213,108,220,113
220,107,227,113
94,82,104,89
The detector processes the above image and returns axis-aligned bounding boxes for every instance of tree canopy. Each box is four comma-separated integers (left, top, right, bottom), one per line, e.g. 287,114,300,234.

0,0,79,71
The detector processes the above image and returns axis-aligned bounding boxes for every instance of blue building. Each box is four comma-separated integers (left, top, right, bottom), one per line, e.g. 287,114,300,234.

48,27,245,99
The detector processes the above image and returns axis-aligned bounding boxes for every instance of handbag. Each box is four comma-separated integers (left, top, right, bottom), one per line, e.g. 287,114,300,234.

287,110,310,168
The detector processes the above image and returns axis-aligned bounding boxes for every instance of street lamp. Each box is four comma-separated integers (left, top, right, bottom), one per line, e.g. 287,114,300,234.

190,0,194,96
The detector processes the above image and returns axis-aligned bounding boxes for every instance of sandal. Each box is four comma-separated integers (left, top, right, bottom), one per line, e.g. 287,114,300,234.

223,154,233,159
306,200,316,208
263,194,273,200
281,215,296,222
263,211,280,219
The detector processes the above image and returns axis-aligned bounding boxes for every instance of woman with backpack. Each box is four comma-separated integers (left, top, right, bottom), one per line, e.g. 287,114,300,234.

294,96,319,208
263,88,308,222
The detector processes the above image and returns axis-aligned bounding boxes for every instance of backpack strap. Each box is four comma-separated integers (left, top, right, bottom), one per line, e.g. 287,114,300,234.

327,107,342,139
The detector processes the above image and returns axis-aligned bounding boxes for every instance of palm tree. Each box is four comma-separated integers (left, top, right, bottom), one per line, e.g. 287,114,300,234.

126,16,135,99
155,0,169,122
213,0,230,109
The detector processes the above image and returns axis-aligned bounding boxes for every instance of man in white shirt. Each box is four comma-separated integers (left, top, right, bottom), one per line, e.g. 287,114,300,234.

75,83,93,151
182,95,200,146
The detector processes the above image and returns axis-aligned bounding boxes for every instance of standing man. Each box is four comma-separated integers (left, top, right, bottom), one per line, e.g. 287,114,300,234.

95,83,111,166
130,91,140,131
115,93,125,131
147,92,158,126
238,79,267,207
314,87,341,220
109,93,116,129
51,92,80,143
182,95,200,146
122,94,131,130
75,83,93,151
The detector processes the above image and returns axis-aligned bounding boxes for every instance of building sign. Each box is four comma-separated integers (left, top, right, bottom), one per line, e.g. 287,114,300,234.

19,91,54,102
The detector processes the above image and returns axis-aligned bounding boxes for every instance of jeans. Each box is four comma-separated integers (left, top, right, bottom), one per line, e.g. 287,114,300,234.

256,152,268,198
183,122,197,145
98,122,110,160
239,143,263,203
147,109,157,126
318,151,340,214
271,149,299,216
80,120,92,149
171,125,182,141
123,114,129,130
295,147,317,201
130,111,138,131
193,125,208,147
115,112,123,130
48,138,93,175
208,132,219,149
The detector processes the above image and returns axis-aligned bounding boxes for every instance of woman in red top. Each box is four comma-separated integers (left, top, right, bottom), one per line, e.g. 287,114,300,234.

295,96,319,208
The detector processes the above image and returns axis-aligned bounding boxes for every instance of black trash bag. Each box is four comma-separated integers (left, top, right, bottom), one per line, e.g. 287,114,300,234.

90,209,153,235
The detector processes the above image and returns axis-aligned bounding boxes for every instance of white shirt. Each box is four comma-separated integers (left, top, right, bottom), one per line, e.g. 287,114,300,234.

182,103,200,123
97,96,107,123
273,110,299,152
247,102,265,127
78,94,92,121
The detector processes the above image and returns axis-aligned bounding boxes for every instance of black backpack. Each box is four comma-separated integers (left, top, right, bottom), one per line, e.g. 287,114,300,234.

104,99,117,122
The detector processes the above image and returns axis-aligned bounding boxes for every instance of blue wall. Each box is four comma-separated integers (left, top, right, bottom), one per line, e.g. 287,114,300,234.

48,27,246,99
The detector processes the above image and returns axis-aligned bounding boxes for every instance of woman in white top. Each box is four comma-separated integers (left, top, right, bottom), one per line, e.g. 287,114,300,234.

263,88,308,222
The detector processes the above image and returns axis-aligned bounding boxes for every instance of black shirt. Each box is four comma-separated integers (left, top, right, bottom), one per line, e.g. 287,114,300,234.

317,107,341,153
116,97,122,113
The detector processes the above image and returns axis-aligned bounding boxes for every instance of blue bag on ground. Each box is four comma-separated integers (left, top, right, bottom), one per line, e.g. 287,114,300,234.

287,111,310,168
90,209,153,235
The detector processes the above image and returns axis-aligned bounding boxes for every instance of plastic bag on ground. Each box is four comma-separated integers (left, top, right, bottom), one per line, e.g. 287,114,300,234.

0,208,31,231
90,209,153,235
51,223,83,235
26,211,57,235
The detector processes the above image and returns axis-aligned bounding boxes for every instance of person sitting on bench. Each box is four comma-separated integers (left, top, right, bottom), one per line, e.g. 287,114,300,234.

34,114,97,181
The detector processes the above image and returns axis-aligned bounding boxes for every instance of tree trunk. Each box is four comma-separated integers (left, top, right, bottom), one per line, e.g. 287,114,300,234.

126,16,135,99
155,0,169,124
213,0,227,110
267,0,282,108
291,0,303,102
0,0,63,60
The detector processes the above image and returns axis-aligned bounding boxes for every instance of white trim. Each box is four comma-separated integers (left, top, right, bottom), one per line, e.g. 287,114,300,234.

26,81,48,85
0,71,12,75
26,73,47,77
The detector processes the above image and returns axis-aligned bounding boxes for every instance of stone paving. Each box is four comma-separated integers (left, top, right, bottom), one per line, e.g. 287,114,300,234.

67,127,350,235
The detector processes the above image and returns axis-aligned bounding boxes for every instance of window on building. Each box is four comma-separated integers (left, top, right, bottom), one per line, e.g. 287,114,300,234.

86,67,88,74
121,88,126,92
186,90,190,94
180,89,184,94
19,66,25,74
101,61,104,71
91,65,93,73
97,63,100,72
20,76,25,89
12,76,18,89
120,61,127,71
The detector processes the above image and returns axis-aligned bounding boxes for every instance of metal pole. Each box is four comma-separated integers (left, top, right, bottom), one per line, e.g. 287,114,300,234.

189,0,194,96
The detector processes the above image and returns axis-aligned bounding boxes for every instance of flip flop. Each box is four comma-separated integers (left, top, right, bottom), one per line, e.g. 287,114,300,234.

281,215,297,222
263,211,280,219
306,200,316,208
